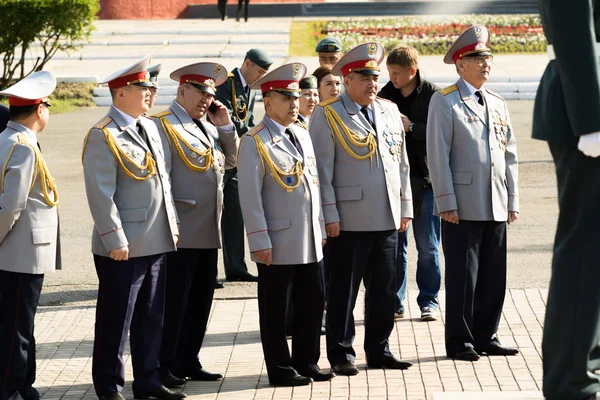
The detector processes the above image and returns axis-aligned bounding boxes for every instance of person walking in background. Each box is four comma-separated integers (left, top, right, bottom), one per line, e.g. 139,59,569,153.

427,25,519,362
534,1,600,399
217,0,228,21
378,45,441,322
236,0,250,22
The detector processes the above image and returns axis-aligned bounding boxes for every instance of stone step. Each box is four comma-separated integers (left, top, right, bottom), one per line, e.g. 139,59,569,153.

432,392,543,400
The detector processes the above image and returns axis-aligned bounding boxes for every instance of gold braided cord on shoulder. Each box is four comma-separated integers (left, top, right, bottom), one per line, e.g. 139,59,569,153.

323,104,377,162
87,127,157,181
2,140,59,207
230,77,248,123
159,117,213,172
251,135,304,193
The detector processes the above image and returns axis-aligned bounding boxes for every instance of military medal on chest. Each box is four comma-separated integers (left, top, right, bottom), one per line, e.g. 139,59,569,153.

383,127,402,162
492,109,508,151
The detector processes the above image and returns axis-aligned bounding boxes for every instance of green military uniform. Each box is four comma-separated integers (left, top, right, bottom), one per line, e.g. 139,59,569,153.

533,1,600,399
212,48,272,281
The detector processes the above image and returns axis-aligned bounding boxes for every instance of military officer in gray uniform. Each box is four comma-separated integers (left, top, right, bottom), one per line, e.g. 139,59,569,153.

82,55,184,400
0,71,60,400
152,62,238,386
426,25,519,362
534,2,600,399
238,62,334,387
309,42,413,376
212,49,272,284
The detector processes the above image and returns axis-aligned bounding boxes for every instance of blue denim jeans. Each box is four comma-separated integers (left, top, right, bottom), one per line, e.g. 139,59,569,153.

396,186,441,312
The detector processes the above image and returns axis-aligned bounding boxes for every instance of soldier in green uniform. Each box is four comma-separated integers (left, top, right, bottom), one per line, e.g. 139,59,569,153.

533,2,600,399
316,37,343,68
212,48,272,284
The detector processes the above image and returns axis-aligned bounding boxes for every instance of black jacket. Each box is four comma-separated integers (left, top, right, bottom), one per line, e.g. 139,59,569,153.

378,70,439,179
0,104,8,132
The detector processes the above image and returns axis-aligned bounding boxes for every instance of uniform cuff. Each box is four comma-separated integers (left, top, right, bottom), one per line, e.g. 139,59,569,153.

247,230,272,253
508,195,519,213
435,193,458,213
100,228,129,253
323,204,340,225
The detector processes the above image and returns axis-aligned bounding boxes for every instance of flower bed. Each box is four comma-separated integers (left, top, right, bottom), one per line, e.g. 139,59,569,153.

319,15,546,55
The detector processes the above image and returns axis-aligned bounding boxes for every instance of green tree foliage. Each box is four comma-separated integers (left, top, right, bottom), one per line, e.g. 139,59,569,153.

0,0,99,89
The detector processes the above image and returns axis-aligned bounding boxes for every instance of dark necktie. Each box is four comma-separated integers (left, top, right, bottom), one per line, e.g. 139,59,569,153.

285,128,297,148
475,90,485,106
136,121,154,156
360,106,375,130
193,119,211,142
245,85,250,99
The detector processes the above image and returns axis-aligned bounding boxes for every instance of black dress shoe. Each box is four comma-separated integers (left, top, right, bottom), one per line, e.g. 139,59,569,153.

448,348,480,361
160,371,186,388
296,369,335,382
98,393,125,400
475,343,519,356
331,361,359,376
226,271,258,282
367,355,412,370
133,386,186,400
176,366,223,381
269,374,313,387
215,280,224,289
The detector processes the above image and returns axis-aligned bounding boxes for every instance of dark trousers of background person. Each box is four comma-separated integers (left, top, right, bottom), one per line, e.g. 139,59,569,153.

543,142,600,400
0,271,44,400
217,0,228,20
222,168,250,279
441,220,506,355
395,185,441,313
326,230,397,366
257,262,323,382
236,0,250,21
160,249,217,376
91,254,165,397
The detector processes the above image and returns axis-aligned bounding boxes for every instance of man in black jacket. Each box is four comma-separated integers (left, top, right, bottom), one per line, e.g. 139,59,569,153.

378,45,442,322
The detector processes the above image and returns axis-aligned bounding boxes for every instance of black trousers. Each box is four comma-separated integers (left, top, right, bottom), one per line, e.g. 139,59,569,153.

543,142,600,399
0,271,44,400
222,168,249,278
236,0,249,21
441,220,507,355
92,254,165,396
217,0,227,20
257,262,324,382
326,230,397,365
160,249,217,374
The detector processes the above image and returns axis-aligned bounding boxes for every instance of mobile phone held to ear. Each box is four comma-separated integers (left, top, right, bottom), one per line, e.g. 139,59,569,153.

208,102,219,114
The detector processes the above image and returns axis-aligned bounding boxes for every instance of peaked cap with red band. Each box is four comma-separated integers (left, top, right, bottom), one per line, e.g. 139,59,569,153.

170,62,228,96
0,70,56,107
332,42,384,77
443,24,492,64
250,62,307,98
99,54,153,90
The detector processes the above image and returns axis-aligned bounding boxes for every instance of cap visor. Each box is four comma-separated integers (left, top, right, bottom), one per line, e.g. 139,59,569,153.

357,70,380,76
277,90,301,98
134,81,154,88
190,83,216,96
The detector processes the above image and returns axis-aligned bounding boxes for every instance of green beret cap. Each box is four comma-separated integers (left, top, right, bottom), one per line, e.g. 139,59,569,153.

315,37,342,53
299,75,317,90
147,64,162,86
246,48,273,70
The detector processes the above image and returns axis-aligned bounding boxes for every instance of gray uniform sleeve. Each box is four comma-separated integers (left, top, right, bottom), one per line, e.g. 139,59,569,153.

308,105,340,225
426,92,458,213
217,126,239,169
0,143,36,243
82,128,129,252
503,101,519,212
394,106,413,219
237,134,271,252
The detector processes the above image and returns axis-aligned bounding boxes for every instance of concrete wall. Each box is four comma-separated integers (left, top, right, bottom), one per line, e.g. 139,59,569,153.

98,0,324,19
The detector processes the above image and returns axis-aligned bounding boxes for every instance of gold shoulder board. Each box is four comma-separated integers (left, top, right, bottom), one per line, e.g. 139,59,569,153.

17,133,28,144
94,117,112,129
486,88,504,101
248,123,265,137
438,85,458,96
152,110,172,119
228,72,235,78
318,97,340,107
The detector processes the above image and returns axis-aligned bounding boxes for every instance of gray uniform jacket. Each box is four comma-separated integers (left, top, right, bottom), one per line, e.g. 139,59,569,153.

82,106,179,258
153,100,238,249
426,78,519,222
0,121,59,274
237,116,325,265
308,92,413,232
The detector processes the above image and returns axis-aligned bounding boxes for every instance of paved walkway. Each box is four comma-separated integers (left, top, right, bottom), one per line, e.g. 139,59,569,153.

35,288,546,400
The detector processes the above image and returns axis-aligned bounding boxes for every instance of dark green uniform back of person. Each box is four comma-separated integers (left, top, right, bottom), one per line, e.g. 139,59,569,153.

533,2,600,399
